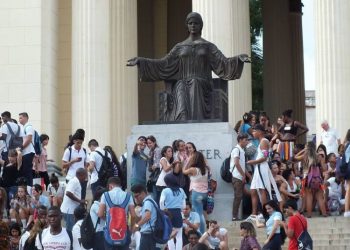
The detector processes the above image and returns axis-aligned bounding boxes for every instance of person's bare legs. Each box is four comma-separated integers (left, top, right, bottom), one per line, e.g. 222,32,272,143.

251,189,259,215
305,188,313,217
316,190,327,216
259,189,268,207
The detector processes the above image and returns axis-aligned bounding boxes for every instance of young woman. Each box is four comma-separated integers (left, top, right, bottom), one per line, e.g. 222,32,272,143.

240,112,258,159
183,151,209,234
295,141,327,217
280,169,300,211
247,124,281,215
172,139,190,197
104,146,125,189
277,109,308,161
9,222,21,250
33,134,52,190
256,200,285,250
47,173,65,207
3,149,22,202
0,187,8,222
155,146,175,204
146,135,162,199
317,144,328,173
160,174,187,250
186,142,197,161
31,184,50,222
9,186,32,229
238,221,261,250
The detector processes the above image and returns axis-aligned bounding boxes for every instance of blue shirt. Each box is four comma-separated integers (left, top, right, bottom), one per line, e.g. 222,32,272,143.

140,196,157,233
90,200,105,232
160,188,186,209
183,211,200,231
131,150,148,184
266,211,282,235
32,195,50,209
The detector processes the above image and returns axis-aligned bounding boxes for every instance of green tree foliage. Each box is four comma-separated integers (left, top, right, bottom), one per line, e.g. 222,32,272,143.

250,0,263,110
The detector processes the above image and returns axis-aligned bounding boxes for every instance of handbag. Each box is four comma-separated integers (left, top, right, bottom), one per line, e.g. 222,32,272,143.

296,215,313,250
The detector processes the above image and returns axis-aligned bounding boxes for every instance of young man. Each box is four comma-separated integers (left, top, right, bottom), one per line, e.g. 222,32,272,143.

0,111,22,163
60,168,87,231
88,139,112,195
35,206,72,250
183,230,200,250
62,132,88,198
182,201,200,245
130,184,157,250
283,199,308,250
98,177,136,250
231,133,250,221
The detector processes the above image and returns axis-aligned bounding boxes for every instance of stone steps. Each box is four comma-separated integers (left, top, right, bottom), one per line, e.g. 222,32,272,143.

224,216,350,249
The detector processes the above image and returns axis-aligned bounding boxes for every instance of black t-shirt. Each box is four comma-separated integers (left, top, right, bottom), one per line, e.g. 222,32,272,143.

2,164,19,187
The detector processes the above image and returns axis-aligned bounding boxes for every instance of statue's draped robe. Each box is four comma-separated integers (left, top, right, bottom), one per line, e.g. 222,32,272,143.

138,40,245,121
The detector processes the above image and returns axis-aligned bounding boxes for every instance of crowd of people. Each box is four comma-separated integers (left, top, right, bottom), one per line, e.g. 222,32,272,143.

0,108,349,250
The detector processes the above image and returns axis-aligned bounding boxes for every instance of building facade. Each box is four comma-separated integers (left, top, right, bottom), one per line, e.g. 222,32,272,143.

0,0,348,161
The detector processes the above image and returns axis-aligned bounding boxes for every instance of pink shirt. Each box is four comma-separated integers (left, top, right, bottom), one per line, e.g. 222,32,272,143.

190,168,208,193
34,147,47,172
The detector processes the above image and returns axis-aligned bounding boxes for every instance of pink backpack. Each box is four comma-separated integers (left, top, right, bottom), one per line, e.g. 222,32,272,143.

307,165,322,191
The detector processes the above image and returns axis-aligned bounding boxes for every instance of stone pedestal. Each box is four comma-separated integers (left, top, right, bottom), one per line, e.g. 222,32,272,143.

128,122,237,221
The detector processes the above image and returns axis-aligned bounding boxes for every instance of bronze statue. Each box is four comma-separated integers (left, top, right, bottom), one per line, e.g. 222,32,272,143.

127,12,250,122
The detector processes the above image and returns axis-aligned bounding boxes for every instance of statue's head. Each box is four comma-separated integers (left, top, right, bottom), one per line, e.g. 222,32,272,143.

185,12,203,33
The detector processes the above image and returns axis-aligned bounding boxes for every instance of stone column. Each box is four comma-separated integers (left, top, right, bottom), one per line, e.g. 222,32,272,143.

110,0,138,155
314,1,350,140
192,0,252,126
263,0,306,139
71,0,111,146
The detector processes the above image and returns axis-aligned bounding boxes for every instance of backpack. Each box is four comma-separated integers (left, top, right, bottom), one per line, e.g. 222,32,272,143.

39,228,73,250
145,198,173,244
295,215,313,250
80,211,100,249
220,147,239,183
68,146,87,161
104,192,131,246
307,165,322,191
5,123,23,150
95,150,115,187
23,125,41,155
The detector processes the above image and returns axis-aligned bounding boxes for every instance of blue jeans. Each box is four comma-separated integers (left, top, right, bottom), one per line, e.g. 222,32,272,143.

191,190,207,233
63,213,75,232
140,233,156,250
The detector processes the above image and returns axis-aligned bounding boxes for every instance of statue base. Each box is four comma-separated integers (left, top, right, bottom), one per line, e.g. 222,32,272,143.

127,122,238,221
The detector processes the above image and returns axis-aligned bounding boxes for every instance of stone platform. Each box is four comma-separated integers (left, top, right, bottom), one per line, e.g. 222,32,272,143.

127,122,237,221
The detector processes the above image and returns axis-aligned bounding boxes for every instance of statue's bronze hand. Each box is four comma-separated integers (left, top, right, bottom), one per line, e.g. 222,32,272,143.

239,54,251,63
126,57,139,66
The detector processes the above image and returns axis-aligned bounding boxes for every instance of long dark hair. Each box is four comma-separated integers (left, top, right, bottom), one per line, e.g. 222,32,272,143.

188,151,207,175
161,146,174,164
263,200,287,245
104,146,125,188
172,139,185,154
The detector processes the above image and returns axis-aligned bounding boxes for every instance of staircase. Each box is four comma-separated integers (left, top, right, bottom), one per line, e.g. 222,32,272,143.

224,216,350,250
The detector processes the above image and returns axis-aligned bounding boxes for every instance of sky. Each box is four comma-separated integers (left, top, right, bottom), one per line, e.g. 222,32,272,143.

302,0,315,90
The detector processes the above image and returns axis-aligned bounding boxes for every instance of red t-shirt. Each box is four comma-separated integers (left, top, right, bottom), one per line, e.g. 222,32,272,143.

288,213,307,250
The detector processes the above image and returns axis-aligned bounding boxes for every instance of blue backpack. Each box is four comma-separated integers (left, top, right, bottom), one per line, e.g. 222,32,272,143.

145,198,173,244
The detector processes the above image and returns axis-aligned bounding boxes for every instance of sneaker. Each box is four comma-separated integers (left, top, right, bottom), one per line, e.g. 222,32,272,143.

245,214,257,223
344,211,350,218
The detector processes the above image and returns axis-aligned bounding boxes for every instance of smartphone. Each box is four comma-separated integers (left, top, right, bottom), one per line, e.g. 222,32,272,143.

77,157,82,162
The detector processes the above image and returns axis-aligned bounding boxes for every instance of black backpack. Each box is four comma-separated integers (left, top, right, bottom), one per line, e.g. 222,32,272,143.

80,211,99,249
96,150,115,187
6,123,23,150
120,154,128,189
23,236,38,250
220,147,239,183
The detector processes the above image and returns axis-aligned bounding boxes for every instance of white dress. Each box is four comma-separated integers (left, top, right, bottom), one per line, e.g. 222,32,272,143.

250,139,282,202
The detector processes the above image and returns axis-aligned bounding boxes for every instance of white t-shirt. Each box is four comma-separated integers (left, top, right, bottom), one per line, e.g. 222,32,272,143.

230,145,246,180
60,177,81,214
0,121,22,152
22,123,35,155
48,182,66,197
35,227,71,250
321,128,340,156
62,145,87,180
327,177,342,199
89,147,112,184
72,220,90,250
19,231,30,250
